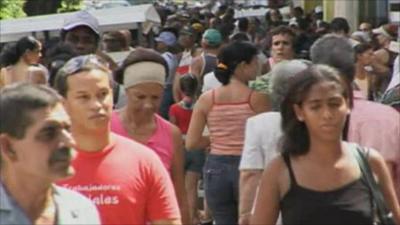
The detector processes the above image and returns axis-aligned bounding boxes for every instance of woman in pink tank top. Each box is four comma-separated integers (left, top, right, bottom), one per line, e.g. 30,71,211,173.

110,48,190,225
186,41,271,225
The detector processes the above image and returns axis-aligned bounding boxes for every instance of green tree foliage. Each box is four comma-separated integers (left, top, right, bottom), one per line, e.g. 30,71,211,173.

58,0,83,13
0,0,26,20
24,0,62,16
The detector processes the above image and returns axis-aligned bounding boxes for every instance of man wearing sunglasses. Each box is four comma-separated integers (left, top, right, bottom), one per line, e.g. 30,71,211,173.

54,55,181,225
0,83,100,225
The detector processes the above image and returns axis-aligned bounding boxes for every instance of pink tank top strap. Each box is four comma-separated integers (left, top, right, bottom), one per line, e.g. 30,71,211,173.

148,114,174,171
247,90,254,103
207,96,256,155
212,89,216,104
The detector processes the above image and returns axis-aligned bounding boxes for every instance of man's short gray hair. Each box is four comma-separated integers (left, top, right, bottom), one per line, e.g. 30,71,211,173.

310,34,355,83
270,59,310,110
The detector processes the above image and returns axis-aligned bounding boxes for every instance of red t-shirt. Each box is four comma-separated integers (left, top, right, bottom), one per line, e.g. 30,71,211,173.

58,133,180,225
168,103,193,134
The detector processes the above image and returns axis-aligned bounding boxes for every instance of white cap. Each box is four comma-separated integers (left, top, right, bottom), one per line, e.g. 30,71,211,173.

388,41,400,53
289,18,299,27
62,11,100,35
372,26,392,39
315,6,323,14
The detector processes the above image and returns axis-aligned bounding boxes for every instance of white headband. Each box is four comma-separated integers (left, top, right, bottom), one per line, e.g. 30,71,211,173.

123,62,166,89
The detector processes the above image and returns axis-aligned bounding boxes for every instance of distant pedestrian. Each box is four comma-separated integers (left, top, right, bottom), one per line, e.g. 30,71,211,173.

0,36,44,88
251,65,400,225
55,54,181,225
186,41,270,225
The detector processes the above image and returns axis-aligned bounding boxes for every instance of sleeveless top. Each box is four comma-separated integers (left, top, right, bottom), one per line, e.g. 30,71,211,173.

0,65,36,88
110,111,174,172
207,90,256,156
200,53,217,78
384,48,397,69
176,50,193,76
280,153,374,225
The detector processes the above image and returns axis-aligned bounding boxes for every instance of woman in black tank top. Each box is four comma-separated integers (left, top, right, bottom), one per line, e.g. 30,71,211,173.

251,65,400,225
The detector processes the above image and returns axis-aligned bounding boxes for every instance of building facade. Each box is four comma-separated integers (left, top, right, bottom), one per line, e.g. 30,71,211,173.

294,0,391,32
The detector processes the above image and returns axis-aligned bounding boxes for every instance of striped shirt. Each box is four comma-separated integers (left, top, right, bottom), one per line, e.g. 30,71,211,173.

207,90,256,156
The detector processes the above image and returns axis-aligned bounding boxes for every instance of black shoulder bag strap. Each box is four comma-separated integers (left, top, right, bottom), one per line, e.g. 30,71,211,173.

354,147,395,225
112,82,120,107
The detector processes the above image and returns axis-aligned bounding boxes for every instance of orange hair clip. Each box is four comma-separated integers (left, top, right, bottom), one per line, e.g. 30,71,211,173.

217,63,228,70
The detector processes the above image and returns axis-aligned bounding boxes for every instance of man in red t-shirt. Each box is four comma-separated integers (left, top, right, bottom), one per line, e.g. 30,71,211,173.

54,55,181,225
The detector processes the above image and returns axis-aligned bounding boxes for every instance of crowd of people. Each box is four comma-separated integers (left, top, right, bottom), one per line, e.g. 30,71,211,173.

0,2,400,225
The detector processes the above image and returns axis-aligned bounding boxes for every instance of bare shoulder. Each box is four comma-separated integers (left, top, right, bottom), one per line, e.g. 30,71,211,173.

170,123,183,140
374,48,388,57
266,155,286,172
263,156,288,182
262,155,290,197
374,49,389,63
0,66,11,77
366,148,387,174
250,91,271,113
191,55,203,65
196,90,213,110
0,68,5,84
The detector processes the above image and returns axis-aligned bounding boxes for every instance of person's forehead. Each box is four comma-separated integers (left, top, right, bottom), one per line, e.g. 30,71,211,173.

127,83,164,94
376,34,389,41
67,26,97,38
304,81,343,100
361,48,373,54
28,104,69,133
273,33,291,38
272,34,292,41
360,23,371,28
180,33,193,38
270,10,278,14
103,37,119,42
67,70,110,90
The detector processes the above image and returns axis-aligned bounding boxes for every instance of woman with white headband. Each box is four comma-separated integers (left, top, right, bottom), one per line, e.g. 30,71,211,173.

110,48,189,225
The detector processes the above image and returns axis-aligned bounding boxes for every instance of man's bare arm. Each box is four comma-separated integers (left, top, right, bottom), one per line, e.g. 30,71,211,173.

238,170,263,225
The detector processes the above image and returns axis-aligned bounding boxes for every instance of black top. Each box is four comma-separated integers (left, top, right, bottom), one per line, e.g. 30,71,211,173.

280,154,374,225
201,53,217,77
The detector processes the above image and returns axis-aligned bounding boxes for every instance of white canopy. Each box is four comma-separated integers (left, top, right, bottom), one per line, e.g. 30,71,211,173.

0,4,161,43
234,6,290,19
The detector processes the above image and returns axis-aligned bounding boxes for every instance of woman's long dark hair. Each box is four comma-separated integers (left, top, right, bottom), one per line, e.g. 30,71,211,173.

214,41,258,85
0,36,40,67
280,65,350,156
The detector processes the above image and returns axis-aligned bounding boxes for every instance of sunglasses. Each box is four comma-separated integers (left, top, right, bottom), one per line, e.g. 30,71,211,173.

58,54,109,76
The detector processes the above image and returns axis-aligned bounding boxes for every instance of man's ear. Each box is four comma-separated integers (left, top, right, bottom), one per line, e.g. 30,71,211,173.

61,98,70,114
0,134,17,161
293,104,304,122
346,100,351,115
237,61,247,71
